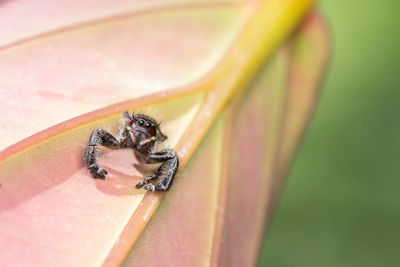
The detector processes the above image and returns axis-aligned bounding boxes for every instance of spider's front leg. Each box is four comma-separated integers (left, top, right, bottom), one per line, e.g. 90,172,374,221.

135,149,179,191
83,129,125,179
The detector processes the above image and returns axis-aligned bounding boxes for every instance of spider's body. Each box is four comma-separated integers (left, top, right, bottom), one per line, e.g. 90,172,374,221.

83,112,179,191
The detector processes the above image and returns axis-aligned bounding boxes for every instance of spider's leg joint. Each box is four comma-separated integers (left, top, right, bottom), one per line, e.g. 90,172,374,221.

83,129,125,179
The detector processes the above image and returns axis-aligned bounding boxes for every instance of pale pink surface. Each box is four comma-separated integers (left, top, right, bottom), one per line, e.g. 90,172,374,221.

0,0,241,48
0,2,328,266
0,95,202,266
217,14,330,267
218,50,289,267
0,6,244,150
0,149,144,266
278,12,330,172
269,12,330,208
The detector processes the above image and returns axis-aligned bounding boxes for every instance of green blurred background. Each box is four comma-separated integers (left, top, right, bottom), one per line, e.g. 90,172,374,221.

258,0,400,266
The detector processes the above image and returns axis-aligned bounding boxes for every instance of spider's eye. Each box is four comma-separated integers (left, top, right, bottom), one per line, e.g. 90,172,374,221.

138,120,144,126
145,122,151,128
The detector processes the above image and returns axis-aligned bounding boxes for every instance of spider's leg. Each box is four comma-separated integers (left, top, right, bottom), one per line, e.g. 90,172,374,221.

141,149,179,191
83,129,125,179
135,172,160,189
142,149,176,164
135,149,173,189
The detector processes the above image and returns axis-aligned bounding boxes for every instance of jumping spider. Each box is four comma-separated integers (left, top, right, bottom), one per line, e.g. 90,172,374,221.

83,111,179,191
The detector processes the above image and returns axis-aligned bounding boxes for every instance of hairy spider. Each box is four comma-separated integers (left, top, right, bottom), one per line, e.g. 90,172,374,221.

83,111,179,191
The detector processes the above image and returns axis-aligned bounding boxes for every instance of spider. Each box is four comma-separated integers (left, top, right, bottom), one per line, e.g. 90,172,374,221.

83,111,179,191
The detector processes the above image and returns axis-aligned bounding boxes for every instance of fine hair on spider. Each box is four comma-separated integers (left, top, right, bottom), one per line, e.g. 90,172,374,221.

83,110,179,192
130,107,162,124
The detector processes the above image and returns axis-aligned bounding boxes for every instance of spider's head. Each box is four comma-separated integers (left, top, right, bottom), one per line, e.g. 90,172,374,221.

125,112,167,145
